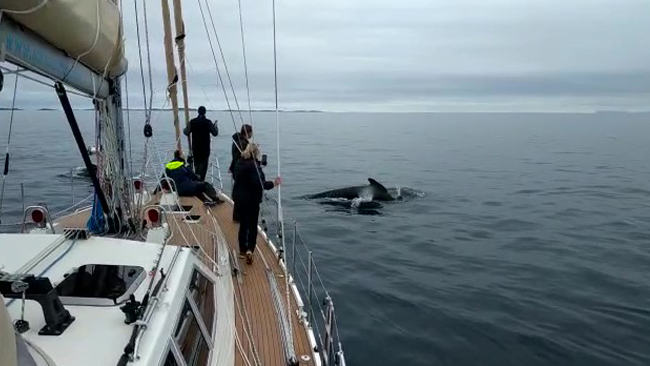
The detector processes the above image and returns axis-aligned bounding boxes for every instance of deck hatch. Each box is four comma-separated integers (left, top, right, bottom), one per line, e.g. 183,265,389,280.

55,264,146,306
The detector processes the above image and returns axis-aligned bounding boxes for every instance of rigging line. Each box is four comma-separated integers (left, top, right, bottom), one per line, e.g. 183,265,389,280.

182,56,246,145
120,0,133,179
141,52,193,101
154,67,247,186
184,57,226,189
50,194,94,218
195,0,240,133
13,235,68,276
125,81,134,184
62,0,102,83
203,0,245,125
92,20,122,101
132,0,153,185
0,68,20,223
185,56,220,113
182,56,270,196
211,143,224,189
141,98,170,178
1,0,48,14
97,97,132,231
37,237,78,277
77,0,117,105
232,279,260,366
4,68,18,160
141,0,155,122
132,0,150,116
237,0,254,126
271,0,287,256
234,331,255,366
132,54,197,118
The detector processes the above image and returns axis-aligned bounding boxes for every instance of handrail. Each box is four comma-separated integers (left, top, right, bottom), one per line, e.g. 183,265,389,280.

155,177,178,194
21,205,55,234
285,221,346,366
122,243,182,364
140,204,167,227
138,204,174,243
259,193,346,365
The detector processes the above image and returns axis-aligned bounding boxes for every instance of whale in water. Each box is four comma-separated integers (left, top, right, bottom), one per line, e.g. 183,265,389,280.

305,178,398,201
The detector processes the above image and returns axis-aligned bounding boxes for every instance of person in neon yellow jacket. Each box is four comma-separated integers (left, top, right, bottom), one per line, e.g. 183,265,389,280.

159,150,222,204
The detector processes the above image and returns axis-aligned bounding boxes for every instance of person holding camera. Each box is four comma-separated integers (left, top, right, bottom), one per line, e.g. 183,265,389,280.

232,143,281,265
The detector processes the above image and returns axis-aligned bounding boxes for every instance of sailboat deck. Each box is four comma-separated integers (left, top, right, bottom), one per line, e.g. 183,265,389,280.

56,207,94,228
207,198,315,366
55,196,316,366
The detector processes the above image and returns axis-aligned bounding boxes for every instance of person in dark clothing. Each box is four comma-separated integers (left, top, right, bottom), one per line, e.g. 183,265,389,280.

230,124,253,222
183,106,218,181
232,143,281,264
229,124,253,175
159,150,222,204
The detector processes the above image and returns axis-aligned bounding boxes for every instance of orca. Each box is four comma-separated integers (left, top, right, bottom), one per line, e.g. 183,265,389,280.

305,178,397,201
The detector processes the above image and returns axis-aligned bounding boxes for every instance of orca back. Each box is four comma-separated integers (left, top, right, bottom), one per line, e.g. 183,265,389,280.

368,178,394,201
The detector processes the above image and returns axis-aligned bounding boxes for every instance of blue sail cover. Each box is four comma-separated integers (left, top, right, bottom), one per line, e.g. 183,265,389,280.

86,194,105,234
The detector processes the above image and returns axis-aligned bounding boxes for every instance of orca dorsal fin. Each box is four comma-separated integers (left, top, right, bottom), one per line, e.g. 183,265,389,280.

368,178,389,192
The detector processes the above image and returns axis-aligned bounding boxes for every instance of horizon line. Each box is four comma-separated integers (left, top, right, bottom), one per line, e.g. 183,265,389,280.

2,107,649,114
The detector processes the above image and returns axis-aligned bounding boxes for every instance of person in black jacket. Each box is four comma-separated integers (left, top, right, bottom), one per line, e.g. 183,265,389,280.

159,150,222,204
233,143,281,264
229,124,253,175
230,124,253,222
183,106,218,181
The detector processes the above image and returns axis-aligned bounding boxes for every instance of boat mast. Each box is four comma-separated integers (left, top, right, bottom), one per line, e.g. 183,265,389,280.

160,0,182,153
172,0,192,156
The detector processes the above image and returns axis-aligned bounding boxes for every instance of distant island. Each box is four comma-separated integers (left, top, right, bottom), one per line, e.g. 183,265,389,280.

594,110,631,114
126,108,324,113
68,107,322,113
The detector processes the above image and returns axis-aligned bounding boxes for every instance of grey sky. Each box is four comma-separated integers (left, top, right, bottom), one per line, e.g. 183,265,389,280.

2,0,650,111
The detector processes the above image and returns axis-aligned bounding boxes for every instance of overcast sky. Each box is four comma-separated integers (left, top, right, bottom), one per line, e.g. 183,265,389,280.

2,0,650,111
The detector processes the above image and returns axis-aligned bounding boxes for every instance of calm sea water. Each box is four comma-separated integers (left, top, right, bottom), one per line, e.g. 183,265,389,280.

2,111,650,366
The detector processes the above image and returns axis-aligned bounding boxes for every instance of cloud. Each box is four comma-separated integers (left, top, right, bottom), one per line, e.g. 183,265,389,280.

1,0,649,111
